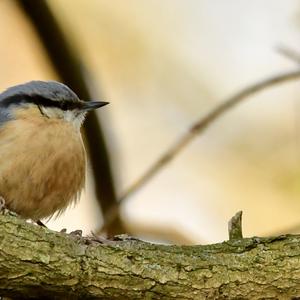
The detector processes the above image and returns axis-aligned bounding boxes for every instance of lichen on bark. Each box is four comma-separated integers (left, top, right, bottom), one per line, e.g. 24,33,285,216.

0,212,300,299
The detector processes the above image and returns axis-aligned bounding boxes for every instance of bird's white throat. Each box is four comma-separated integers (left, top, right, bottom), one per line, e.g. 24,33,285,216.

39,106,87,130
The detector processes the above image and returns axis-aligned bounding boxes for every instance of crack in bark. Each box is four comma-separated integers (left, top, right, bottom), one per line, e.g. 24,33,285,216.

1,214,300,299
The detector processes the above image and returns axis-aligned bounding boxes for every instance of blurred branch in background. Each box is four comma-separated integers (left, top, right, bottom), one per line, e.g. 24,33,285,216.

100,68,300,234
277,45,300,64
16,0,125,235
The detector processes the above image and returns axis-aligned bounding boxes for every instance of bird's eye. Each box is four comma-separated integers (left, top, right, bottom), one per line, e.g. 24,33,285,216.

60,101,68,110
59,101,78,111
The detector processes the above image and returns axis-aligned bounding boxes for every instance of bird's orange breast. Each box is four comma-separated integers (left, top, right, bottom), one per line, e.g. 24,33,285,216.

0,107,86,220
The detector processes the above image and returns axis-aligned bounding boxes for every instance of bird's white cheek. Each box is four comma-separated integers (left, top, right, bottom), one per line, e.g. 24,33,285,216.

40,106,63,119
64,110,86,130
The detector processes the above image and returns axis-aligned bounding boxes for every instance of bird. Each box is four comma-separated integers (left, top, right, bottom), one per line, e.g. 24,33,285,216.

0,80,108,221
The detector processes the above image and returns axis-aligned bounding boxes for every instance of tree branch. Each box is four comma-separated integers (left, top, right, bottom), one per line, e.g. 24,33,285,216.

100,69,300,233
1,212,300,299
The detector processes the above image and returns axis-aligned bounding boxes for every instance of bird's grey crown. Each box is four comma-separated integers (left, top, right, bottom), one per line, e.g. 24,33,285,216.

0,81,81,126
0,80,80,103
0,81,108,126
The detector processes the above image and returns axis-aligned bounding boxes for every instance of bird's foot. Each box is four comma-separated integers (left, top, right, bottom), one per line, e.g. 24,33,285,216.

89,233,112,244
70,229,83,237
36,220,47,227
112,234,140,242
59,228,83,236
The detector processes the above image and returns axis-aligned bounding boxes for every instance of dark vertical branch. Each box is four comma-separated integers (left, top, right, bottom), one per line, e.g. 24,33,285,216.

16,0,124,234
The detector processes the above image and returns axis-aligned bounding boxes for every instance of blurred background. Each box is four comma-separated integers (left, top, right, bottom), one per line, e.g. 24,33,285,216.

1,0,300,244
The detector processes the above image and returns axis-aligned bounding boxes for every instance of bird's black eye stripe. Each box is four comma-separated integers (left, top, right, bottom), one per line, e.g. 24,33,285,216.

0,94,81,110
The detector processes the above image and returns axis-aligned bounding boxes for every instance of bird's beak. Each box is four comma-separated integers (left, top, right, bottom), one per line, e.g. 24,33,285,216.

81,101,109,111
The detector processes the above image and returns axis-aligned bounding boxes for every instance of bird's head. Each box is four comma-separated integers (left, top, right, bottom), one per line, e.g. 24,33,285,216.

0,81,108,129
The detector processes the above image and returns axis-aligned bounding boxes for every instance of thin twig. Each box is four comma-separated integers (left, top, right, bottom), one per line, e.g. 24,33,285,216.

100,69,300,233
277,45,300,64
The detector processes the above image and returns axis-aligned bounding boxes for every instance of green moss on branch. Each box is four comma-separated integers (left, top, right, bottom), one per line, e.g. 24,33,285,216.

0,213,299,299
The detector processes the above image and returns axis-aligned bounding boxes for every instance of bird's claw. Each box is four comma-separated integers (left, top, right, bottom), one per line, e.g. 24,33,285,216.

70,229,83,237
112,234,140,241
36,220,47,227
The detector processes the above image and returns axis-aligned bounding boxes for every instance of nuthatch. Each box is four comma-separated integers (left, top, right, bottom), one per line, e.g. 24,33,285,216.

0,81,108,221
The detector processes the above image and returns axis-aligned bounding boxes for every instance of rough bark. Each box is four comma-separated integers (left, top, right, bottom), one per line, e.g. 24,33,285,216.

0,212,300,299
